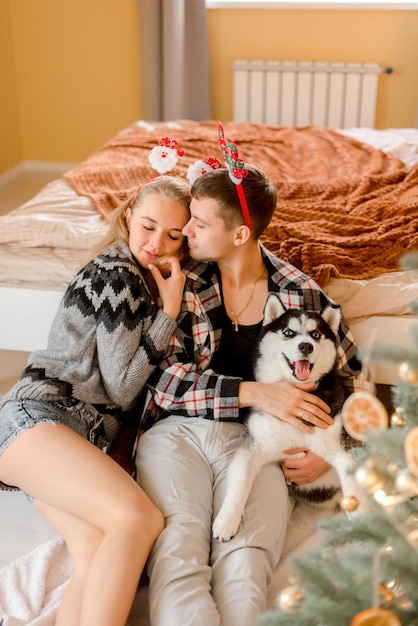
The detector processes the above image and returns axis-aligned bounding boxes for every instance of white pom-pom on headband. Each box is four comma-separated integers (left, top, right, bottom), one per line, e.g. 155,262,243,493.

186,157,222,186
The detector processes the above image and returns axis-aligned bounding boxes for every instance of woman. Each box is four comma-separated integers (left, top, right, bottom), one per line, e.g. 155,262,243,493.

0,176,191,626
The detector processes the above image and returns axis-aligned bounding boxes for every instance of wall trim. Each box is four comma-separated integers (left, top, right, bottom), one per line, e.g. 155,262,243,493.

0,161,78,189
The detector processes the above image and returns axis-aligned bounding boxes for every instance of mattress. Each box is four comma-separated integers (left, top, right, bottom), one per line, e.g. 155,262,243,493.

0,179,107,286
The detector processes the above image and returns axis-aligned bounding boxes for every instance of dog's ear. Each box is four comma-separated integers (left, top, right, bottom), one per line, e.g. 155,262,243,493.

263,294,286,325
321,304,341,336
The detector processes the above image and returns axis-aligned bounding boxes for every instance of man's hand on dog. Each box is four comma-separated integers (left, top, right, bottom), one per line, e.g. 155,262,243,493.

240,379,333,433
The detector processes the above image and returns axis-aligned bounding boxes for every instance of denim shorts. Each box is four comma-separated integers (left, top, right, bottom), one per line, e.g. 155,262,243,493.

0,398,108,491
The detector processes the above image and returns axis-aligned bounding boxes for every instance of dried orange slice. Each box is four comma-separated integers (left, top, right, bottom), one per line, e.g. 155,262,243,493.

350,607,401,626
342,391,388,442
404,425,418,478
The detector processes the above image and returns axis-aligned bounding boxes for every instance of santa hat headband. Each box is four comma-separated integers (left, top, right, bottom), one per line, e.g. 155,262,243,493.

148,137,185,175
129,136,185,208
186,157,223,186
217,121,252,230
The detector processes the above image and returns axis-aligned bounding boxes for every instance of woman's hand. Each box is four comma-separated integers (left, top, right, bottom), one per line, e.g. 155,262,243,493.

148,257,186,320
240,379,333,433
281,447,331,485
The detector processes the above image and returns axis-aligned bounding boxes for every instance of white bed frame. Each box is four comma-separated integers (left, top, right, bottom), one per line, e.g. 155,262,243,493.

349,316,414,386
0,285,64,352
0,281,413,388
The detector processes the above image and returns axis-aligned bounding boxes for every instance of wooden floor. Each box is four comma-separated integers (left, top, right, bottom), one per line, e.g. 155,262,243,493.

0,169,62,571
0,491,59,570
0,168,65,216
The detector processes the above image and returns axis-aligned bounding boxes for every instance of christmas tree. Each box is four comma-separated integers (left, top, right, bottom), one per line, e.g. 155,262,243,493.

258,252,418,626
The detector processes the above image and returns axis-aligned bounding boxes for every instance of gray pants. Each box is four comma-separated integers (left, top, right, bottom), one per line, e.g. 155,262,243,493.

136,417,291,626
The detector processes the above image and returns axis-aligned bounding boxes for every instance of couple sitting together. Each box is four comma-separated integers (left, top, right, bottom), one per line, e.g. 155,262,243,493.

0,124,367,626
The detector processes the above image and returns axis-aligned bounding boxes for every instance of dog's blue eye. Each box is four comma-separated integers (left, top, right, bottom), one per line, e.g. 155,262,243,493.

283,329,295,338
310,330,321,340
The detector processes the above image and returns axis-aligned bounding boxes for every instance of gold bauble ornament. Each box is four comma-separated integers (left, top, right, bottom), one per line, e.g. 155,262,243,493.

390,406,408,428
340,494,359,512
386,462,400,477
395,468,418,495
398,361,418,385
380,579,413,611
404,425,418,478
355,462,385,493
379,581,395,603
277,583,304,613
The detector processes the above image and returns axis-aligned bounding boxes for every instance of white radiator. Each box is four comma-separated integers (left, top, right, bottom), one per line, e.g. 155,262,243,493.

232,60,392,129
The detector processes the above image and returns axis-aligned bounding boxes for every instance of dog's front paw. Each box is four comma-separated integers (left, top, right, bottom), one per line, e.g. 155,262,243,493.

212,509,241,542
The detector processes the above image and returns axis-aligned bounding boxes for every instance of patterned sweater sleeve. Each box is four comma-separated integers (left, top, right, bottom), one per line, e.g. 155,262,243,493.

6,245,179,409
91,270,178,408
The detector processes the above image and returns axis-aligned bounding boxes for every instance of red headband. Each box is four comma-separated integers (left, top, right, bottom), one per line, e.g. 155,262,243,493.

217,121,252,230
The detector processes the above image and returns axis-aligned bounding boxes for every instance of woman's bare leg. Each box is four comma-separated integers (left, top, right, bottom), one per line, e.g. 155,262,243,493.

35,501,104,626
0,423,164,626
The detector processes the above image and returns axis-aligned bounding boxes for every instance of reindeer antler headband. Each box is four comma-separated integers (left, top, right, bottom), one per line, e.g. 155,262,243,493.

217,121,252,230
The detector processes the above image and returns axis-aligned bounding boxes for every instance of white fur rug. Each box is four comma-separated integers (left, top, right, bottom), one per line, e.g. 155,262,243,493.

0,501,335,625
0,538,70,626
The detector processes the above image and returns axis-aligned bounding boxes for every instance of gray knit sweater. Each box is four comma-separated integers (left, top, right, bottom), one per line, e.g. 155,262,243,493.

3,242,177,411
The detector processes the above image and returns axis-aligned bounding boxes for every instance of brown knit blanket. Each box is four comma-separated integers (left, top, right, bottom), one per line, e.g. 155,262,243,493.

63,120,418,287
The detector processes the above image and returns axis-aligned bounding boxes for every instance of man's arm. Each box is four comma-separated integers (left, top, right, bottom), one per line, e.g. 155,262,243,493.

148,327,243,421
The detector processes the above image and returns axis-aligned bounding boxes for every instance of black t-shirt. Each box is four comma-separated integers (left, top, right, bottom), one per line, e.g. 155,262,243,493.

210,305,263,381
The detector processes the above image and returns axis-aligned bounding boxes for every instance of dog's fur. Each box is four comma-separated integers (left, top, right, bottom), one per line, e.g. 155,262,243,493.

212,295,364,542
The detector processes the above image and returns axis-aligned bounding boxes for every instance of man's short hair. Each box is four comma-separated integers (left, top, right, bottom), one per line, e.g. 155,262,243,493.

191,165,277,239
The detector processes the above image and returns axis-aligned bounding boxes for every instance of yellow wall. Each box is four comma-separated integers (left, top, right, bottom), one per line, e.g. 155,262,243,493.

0,0,22,173
207,8,418,130
1,0,141,172
1,3,417,175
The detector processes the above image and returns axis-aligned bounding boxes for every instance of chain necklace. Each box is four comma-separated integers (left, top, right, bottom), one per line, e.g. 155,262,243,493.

224,266,266,332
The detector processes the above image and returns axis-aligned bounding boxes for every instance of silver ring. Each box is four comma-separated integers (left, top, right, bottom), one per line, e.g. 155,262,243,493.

285,479,293,486
298,409,305,419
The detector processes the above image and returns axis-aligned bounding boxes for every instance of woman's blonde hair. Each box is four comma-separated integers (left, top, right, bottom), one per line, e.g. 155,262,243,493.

87,176,191,261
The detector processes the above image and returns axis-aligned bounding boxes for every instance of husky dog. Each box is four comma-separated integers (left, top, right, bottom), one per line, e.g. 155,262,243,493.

212,295,364,542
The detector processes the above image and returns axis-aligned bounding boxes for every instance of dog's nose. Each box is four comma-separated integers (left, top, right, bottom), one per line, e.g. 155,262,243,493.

298,342,313,356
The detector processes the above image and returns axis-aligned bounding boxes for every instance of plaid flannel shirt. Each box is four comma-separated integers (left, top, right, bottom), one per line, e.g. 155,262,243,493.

145,244,366,428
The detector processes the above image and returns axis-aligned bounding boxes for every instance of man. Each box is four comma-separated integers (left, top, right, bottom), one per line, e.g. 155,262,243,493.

136,164,365,626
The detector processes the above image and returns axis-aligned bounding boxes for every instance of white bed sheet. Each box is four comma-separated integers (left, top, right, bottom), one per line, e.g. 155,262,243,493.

0,244,83,287
340,127,418,168
325,271,418,323
0,179,107,286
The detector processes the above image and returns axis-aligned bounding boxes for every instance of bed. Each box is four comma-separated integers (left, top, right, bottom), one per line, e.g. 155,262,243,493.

1,119,418,381
1,119,418,623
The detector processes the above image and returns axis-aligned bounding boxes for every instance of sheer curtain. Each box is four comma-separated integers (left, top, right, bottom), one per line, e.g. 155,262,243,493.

137,0,211,121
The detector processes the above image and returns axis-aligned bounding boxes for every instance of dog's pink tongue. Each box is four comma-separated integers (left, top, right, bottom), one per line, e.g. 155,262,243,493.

294,360,311,381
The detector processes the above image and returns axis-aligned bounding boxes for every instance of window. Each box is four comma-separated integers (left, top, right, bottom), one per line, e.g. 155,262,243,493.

206,0,418,9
